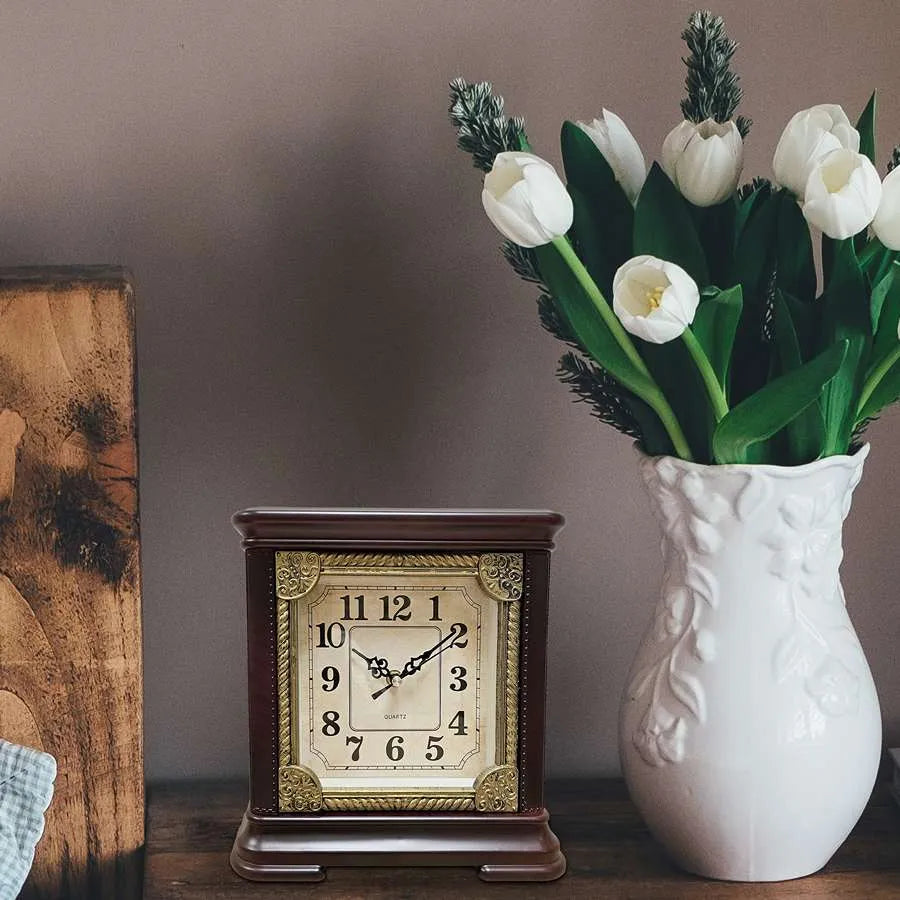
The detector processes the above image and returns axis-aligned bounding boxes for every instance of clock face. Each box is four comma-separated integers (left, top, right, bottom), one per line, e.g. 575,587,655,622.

275,552,522,812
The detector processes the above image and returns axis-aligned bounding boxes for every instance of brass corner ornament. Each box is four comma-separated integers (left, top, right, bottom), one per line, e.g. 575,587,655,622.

279,764,323,812
477,553,523,602
275,551,321,599
474,764,519,812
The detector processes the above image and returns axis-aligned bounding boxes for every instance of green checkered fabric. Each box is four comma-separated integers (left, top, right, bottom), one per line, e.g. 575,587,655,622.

0,739,56,900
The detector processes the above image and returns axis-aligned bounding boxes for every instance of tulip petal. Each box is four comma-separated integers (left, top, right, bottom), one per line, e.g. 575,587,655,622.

612,254,700,344
481,151,573,247
873,168,900,251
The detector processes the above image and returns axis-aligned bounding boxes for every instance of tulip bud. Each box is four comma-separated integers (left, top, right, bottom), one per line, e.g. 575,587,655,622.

872,167,900,251
801,148,882,240
773,104,860,200
661,119,744,208
612,255,700,344
576,110,647,205
481,151,573,248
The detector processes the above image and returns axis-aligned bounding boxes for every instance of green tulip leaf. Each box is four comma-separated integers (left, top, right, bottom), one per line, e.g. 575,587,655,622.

691,285,743,389
638,339,713,463
733,180,772,246
870,262,897,334
853,91,878,254
712,340,849,464
773,290,826,463
858,355,900,421
633,163,709,285
857,90,877,165
533,243,660,405
730,189,779,402
871,261,900,363
775,191,816,301
820,239,870,454
567,183,616,298
858,262,900,421
560,121,634,269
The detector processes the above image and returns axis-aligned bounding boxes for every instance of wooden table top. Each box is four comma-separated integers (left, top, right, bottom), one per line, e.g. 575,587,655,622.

144,778,900,898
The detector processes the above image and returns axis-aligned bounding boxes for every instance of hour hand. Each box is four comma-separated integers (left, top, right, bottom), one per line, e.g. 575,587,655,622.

352,647,391,680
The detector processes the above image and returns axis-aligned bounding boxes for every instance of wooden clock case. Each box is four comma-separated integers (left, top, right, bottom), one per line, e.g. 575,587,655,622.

230,508,566,883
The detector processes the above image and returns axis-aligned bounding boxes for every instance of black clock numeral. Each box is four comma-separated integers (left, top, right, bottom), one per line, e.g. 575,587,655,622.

385,735,405,761
424,735,444,761
429,594,442,621
321,666,340,692
315,622,346,648
379,594,411,621
345,735,363,761
321,710,341,736
449,665,467,692
448,710,468,736
452,622,468,648
340,594,367,621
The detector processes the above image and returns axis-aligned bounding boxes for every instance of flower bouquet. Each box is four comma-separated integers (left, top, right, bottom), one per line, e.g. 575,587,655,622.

448,10,893,882
449,15,898,468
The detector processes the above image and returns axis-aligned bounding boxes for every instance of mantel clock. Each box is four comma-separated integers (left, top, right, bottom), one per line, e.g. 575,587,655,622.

230,508,566,882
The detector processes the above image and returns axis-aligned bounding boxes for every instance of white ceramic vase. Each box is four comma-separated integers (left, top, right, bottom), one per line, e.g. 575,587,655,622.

619,445,881,882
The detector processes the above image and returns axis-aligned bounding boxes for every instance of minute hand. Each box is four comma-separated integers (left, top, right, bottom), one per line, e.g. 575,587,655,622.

370,623,467,700
400,623,467,678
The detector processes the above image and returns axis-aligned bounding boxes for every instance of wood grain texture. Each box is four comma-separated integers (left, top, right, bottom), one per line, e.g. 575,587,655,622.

0,268,143,899
144,779,900,899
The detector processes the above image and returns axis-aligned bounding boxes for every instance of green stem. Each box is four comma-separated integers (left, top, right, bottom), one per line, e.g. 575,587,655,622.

859,238,884,270
551,237,645,371
856,343,900,419
550,236,694,461
681,327,729,422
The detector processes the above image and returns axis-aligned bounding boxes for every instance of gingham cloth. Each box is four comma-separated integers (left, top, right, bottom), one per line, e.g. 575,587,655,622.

0,739,56,900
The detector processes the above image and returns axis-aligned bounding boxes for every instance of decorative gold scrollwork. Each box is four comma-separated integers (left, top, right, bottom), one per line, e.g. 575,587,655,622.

279,764,323,812
275,551,321,599
474,764,519,812
477,553,523,602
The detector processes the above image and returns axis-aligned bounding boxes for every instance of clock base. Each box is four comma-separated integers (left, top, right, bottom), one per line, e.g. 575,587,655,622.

231,807,566,883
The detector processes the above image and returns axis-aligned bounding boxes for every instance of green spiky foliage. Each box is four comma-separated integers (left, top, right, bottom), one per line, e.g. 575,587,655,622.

501,241,543,286
680,10,751,138
889,145,900,173
448,78,528,172
738,177,772,202
557,352,642,439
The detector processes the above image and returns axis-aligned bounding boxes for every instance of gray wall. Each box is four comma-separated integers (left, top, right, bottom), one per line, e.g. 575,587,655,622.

1,0,897,779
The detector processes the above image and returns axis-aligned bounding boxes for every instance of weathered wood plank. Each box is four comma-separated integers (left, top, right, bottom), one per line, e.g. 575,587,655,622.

144,779,900,899
0,268,142,900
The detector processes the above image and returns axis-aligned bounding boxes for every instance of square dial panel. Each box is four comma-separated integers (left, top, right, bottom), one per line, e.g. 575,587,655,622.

284,557,520,807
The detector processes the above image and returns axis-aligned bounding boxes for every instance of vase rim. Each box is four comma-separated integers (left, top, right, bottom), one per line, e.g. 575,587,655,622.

635,442,870,477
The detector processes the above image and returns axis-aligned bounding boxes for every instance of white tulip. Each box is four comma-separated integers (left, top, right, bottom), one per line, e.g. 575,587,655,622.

661,119,744,207
872,167,900,251
773,104,860,200
577,110,647,205
801,148,882,240
481,151,573,247
612,255,700,344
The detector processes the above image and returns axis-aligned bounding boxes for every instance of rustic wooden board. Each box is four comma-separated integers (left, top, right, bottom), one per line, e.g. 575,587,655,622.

0,267,142,899
144,778,900,899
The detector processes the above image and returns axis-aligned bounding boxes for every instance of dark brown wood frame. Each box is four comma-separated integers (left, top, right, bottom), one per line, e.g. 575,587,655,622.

230,509,566,882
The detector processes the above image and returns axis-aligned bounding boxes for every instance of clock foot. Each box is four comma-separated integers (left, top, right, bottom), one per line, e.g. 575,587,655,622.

478,851,566,882
231,846,326,882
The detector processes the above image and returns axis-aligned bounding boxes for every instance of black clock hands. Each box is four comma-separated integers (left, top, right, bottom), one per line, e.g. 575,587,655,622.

351,647,391,680
371,623,468,700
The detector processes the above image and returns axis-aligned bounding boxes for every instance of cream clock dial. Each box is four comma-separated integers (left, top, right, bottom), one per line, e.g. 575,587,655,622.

276,552,522,812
